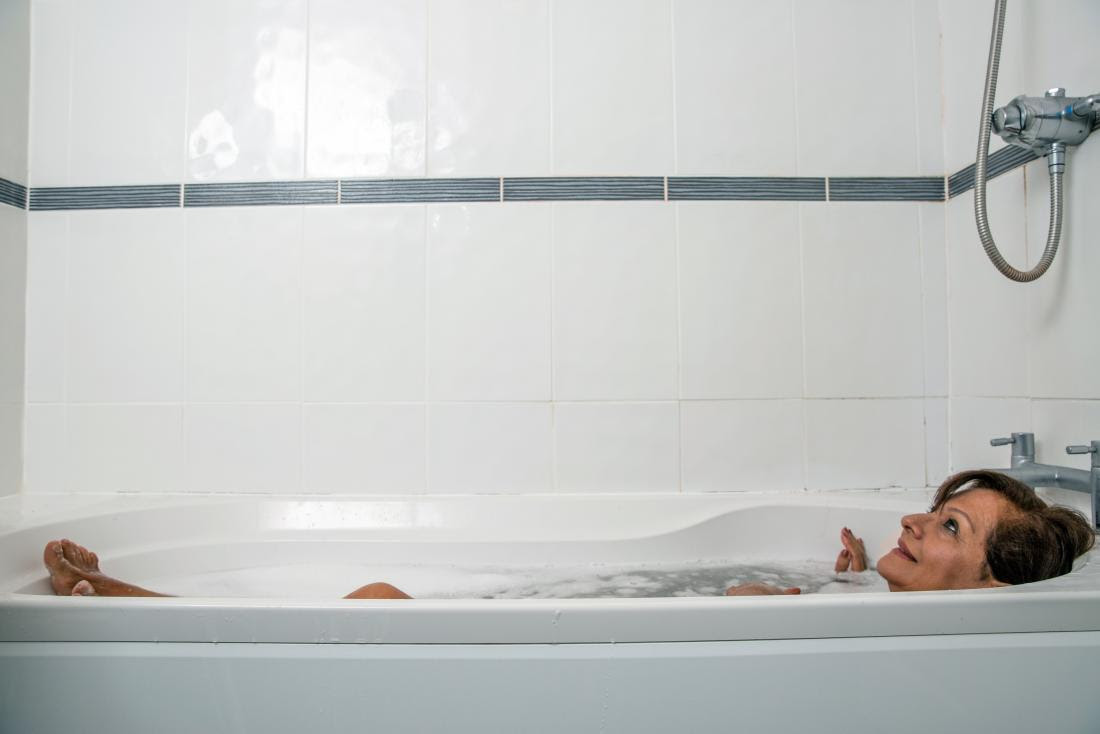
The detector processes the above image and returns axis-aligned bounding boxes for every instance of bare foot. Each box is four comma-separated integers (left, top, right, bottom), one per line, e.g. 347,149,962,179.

44,539,104,596
72,580,97,596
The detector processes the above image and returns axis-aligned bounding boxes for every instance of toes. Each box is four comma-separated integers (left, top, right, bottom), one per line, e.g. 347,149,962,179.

72,580,96,596
43,540,64,568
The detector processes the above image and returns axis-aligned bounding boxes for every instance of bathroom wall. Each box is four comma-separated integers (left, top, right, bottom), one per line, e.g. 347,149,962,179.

940,0,1100,474
0,0,30,496
16,0,1099,496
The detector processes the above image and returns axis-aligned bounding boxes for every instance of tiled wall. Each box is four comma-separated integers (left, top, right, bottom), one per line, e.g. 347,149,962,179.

0,0,29,497
11,0,1100,495
940,0,1100,474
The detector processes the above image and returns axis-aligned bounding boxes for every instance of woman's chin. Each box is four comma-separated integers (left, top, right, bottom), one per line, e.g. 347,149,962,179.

875,552,906,588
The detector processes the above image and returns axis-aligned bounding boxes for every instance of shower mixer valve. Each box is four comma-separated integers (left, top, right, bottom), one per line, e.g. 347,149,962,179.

993,88,1099,165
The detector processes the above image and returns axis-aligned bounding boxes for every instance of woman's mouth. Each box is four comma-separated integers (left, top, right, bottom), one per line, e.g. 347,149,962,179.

892,539,917,562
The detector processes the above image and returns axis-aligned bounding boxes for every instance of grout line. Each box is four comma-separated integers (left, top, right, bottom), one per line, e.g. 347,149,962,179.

796,203,810,489
788,0,801,178
669,0,678,176
547,0,554,176
673,202,683,492
180,0,192,202
423,0,431,176
549,203,557,491
61,212,71,491
181,206,189,491
423,204,430,495
298,207,305,492
302,0,312,183
916,202,930,487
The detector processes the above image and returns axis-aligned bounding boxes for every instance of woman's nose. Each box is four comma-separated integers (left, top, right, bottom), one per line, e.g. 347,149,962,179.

901,512,927,538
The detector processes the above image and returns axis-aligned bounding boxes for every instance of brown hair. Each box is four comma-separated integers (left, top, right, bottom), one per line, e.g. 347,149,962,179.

932,470,1095,585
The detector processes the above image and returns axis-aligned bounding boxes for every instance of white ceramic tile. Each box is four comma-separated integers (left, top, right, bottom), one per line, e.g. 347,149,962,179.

303,205,425,402
939,0,1025,173
553,204,678,401
304,404,426,493
427,0,549,176
1017,0,1100,96
673,0,796,175
912,0,944,176
919,203,948,397
25,212,66,403
945,171,1028,398
1031,400,1100,473
186,404,301,493
0,207,26,404
555,402,679,493
793,0,917,176
801,203,924,398
1019,2,1100,106
67,405,183,492
23,404,66,493
681,400,804,492
68,0,186,185
948,397,1030,473
925,397,949,487
186,207,302,403
551,0,674,174
67,209,185,403
678,203,802,398
307,0,426,178
1028,142,1100,399
429,204,551,401
805,399,925,490
28,0,72,186
0,0,30,182
188,0,307,181
0,403,21,495
428,403,552,494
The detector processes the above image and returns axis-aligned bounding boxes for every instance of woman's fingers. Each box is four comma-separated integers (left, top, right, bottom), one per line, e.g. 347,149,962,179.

835,548,851,573
839,527,868,572
851,536,867,571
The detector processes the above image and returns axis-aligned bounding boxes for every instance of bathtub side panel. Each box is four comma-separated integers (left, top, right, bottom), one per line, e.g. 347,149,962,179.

2,634,1098,734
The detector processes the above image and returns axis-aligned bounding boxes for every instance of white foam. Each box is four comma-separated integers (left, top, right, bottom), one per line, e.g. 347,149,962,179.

144,559,890,599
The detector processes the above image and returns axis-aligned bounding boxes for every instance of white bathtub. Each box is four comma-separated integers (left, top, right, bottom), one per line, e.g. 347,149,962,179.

2,489,1099,733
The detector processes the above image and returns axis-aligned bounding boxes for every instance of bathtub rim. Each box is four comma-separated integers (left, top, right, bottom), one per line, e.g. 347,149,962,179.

2,489,1098,645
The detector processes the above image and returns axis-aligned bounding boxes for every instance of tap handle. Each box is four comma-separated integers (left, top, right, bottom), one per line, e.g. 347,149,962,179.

1067,441,1100,470
990,437,1015,446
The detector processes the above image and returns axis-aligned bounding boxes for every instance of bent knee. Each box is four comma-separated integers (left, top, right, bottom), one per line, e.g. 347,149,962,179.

347,582,411,600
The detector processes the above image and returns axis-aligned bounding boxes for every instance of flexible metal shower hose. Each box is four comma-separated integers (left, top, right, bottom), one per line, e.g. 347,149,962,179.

974,0,1063,283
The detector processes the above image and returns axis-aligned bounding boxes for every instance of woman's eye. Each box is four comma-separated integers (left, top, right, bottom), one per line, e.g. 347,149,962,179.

943,518,959,535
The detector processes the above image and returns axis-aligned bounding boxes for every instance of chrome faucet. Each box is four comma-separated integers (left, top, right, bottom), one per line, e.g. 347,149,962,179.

989,432,1100,532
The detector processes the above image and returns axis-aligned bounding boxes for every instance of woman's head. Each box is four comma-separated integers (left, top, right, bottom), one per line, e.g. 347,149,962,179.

876,470,1095,592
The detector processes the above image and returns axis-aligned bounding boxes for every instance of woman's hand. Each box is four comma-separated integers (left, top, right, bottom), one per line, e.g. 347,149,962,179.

725,583,801,596
834,526,868,573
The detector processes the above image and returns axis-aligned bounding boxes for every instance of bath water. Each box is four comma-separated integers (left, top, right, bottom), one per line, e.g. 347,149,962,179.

150,558,888,599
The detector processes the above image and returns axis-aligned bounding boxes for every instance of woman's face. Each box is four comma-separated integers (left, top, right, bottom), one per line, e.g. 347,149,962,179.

877,489,1014,592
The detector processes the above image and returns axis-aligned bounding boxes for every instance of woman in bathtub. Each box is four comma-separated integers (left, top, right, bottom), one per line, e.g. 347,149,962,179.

42,470,1094,599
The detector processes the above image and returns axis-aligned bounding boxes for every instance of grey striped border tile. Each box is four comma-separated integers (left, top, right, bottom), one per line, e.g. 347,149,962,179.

0,178,27,209
341,178,500,204
668,177,825,201
949,146,1038,198
829,177,945,202
29,184,180,211
504,177,664,201
184,180,337,207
